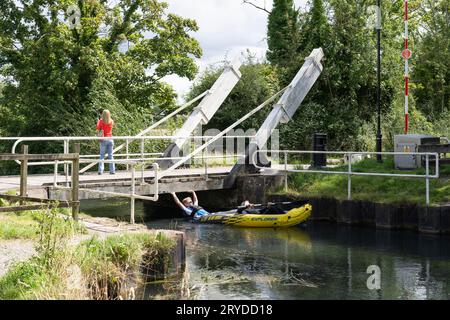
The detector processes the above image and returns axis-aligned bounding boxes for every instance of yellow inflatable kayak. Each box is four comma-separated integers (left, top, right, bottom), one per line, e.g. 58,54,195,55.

197,203,312,228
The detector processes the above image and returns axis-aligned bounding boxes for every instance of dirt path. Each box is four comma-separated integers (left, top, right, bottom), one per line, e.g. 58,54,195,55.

0,240,36,278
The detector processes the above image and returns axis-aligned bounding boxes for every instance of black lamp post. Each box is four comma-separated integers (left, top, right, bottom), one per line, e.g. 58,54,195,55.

376,0,383,162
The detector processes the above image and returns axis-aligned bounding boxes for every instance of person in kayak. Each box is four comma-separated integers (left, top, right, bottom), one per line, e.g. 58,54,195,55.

171,191,210,221
237,201,260,214
238,201,285,215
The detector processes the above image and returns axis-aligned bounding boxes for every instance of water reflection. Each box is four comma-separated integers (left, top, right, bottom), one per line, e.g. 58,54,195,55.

80,200,450,300
148,220,450,300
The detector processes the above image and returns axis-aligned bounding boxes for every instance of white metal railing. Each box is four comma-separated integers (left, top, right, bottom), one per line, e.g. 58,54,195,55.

2,135,254,182
253,150,440,205
4,135,253,163
1,134,252,186
1,135,249,223
52,159,159,224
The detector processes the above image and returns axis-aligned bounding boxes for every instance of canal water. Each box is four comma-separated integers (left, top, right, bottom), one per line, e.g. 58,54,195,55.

80,199,450,300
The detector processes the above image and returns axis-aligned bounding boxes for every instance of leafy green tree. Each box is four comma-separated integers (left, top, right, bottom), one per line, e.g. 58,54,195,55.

0,0,202,140
412,0,450,121
280,0,406,151
267,0,300,70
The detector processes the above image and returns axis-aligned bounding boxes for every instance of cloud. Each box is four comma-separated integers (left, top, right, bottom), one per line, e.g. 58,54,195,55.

162,0,307,101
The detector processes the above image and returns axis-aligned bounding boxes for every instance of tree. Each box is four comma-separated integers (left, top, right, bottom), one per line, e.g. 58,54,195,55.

0,0,202,140
267,0,300,69
412,0,450,121
279,0,405,151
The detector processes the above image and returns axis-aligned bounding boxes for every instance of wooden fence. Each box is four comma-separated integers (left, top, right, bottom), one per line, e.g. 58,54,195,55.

0,144,80,220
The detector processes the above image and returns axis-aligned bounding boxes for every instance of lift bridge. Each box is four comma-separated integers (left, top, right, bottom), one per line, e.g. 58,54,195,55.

0,48,324,220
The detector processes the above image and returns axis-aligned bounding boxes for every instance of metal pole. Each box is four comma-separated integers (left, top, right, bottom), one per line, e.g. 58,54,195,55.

426,154,429,206
131,165,136,224
20,145,28,204
53,160,58,188
126,139,130,171
284,151,288,191
404,0,410,134
204,145,208,181
72,144,80,221
348,153,352,200
376,0,383,163
140,138,145,183
152,163,159,201
64,139,69,186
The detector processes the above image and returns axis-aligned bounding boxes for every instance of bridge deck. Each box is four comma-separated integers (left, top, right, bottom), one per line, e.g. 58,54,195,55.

0,167,235,193
0,165,291,201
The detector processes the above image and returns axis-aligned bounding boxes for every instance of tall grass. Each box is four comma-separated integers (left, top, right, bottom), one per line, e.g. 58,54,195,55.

0,207,85,241
75,232,174,300
0,204,175,300
0,207,86,299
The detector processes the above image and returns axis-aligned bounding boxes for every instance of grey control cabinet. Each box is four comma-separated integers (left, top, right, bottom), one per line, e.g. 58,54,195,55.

394,134,440,169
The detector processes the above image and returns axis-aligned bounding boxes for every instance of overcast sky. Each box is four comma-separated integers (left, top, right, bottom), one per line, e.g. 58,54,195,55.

162,0,308,101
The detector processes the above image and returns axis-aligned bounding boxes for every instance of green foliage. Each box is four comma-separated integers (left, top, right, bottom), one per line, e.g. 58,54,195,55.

73,232,175,300
0,222,175,300
0,207,86,299
0,207,85,240
186,52,282,132
0,0,202,141
250,0,449,151
267,0,300,70
412,0,450,121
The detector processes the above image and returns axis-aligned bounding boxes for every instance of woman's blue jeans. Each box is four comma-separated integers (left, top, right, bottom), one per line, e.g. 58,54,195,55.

99,139,115,174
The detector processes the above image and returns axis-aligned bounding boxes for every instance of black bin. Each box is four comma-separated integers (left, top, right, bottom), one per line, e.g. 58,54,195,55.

312,133,327,167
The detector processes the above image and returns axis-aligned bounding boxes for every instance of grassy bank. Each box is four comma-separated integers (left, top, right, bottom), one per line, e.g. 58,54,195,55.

0,201,176,300
0,205,86,241
281,158,450,205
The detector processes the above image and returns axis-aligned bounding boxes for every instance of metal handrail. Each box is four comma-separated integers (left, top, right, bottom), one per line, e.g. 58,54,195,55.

253,150,440,205
4,135,255,169
53,160,159,224
52,154,244,188
0,135,255,141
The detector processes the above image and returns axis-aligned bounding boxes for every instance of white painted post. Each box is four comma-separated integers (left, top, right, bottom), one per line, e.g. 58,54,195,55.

204,145,209,181
140,138,145,183
131,165,136,224
284,151,288,191
348,153,352,200
426,154,430,206
53,160,59,188
64,139,69,187
152,163,159,201
126,139,130,171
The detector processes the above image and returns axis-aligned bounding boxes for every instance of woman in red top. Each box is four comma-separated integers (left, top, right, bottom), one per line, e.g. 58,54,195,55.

97,110,115,174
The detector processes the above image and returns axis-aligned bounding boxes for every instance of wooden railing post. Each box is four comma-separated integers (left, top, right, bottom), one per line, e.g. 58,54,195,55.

71,143,80,221
20,145,28,204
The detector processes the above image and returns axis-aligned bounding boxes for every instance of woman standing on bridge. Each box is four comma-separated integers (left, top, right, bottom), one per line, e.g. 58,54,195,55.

97,109,115,175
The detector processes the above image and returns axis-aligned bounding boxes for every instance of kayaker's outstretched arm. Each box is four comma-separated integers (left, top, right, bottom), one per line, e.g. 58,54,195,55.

171,192,187,211
191,191,199,206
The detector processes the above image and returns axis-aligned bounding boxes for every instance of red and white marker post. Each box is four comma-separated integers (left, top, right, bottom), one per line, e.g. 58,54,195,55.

402,0,412,134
